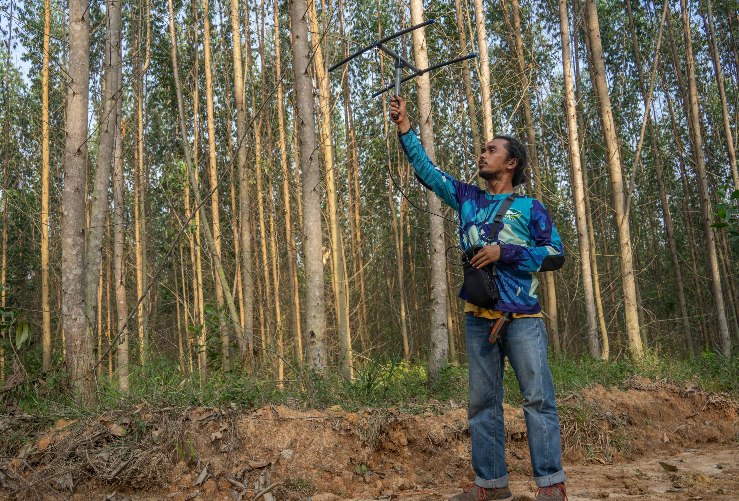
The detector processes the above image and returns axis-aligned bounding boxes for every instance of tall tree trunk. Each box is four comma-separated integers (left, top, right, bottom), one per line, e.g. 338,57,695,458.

274,0,302,364
228,0,253,366
663,75,711,348
409,0,450,382
558,0,600,358
96,256,103,378
473,0,494,141
1,2,12,382
105,218,113,377
174,249,185,372
289,0,327,371
63,0,96,402
113,119,128,392
679,0,731,357
573,0,609,355
213,2,245,343
201,0,230,369
41,0,52,372
85,0,122,371
133,0,151,364
266,139,284,381
455,0,481,159
381,80,410,358
701,0,739,190
307,0,353,379
249,3,271,359
179,242,193,373
584,0,642,357
191,0,207,374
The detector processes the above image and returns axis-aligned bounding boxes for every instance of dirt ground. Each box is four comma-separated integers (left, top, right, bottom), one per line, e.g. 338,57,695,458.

1,376,737,500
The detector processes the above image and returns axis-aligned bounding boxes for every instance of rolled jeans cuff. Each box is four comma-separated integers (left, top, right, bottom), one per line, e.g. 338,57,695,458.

534,469,566,488
475,474,509,489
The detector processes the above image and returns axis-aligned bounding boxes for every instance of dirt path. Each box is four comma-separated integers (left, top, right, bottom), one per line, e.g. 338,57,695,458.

73,445,739,500
2,378,737,501
402,446,738,501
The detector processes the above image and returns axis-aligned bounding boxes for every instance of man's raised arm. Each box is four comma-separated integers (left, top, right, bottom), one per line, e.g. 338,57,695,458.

390,96,463,211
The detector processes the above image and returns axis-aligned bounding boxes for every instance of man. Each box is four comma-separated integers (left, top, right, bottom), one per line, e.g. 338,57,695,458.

390,96,567,501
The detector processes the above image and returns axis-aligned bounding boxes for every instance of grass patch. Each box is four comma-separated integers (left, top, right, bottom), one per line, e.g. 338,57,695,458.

6,352,737,427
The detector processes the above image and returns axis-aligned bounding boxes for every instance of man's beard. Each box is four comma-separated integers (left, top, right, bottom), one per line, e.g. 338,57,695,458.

478,168,500,181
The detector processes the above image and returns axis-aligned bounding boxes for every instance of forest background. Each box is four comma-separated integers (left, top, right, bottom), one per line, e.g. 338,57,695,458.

0,0,737,409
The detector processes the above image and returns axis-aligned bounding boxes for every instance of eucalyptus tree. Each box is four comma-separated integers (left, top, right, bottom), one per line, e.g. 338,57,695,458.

84,0,123,374
308,0,353,379
289,0,327,370
409,0,449,381
62,0,96,402
584,0,643,358
679,0,731,357
700,0,738,191
454,0,480,160
473,0,494,140
507,0,561,354
113,119,128,392
40,0,51,371
201,0,229,369
558,0,600,359
229,0,254,365
273,0,302,365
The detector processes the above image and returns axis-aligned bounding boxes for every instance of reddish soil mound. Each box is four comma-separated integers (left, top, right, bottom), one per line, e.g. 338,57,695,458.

1,378,737,500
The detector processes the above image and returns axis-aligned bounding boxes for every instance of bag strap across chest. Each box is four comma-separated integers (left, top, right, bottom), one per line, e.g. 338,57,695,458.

490,194,517,241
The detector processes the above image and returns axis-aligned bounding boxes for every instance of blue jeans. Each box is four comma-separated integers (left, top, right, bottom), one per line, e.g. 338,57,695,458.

465,314,565,488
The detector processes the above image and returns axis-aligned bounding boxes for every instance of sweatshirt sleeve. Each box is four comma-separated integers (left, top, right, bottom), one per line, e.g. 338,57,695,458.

398,129,462,211
497,199,565,272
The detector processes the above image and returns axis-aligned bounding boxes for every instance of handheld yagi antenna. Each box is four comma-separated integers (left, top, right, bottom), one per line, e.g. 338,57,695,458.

329,19,477,107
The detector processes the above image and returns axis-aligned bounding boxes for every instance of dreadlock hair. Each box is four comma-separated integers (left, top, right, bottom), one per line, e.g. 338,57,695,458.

494,134,528,187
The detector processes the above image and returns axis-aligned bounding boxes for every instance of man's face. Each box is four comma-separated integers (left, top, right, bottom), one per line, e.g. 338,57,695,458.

478,138,516,182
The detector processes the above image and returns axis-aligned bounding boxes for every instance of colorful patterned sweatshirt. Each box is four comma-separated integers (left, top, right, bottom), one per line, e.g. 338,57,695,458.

399,129,564,314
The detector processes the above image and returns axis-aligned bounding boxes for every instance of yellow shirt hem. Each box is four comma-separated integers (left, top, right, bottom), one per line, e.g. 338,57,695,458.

464,302,544,319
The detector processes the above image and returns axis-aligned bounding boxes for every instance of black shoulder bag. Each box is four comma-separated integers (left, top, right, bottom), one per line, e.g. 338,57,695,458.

461,194,517,310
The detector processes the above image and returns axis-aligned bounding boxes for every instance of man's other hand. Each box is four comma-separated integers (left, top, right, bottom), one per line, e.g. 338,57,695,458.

470,245,502,268
390,96,411,134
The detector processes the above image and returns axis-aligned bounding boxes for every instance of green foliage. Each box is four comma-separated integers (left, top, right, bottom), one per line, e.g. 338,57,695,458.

712,188,739,250
11,353,737,424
